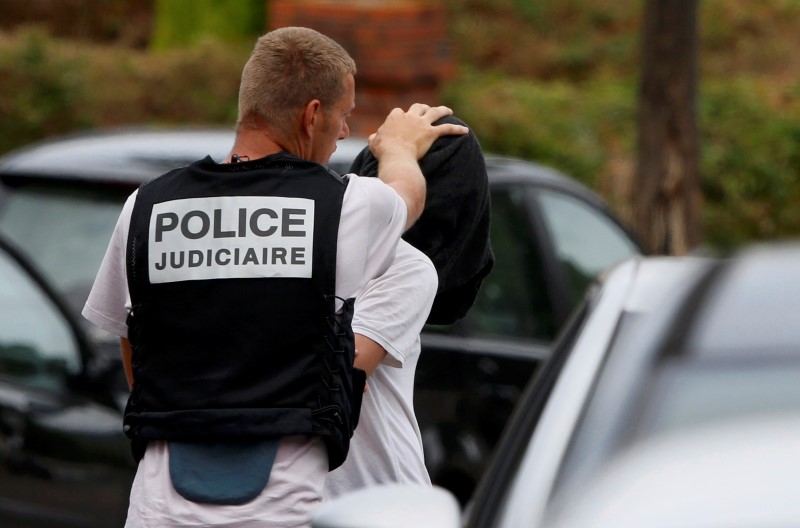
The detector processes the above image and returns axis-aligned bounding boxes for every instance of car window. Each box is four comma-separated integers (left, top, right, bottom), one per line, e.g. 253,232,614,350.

460,186,555,342
0,182,128,314
0,246,81,390
536,189,639,305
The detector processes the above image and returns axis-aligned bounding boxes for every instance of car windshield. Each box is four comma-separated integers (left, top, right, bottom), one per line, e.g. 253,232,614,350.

0,245,81,389
0,181,128,315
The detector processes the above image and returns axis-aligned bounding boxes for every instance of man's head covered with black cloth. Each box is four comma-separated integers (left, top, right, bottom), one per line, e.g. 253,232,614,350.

349,115,494,324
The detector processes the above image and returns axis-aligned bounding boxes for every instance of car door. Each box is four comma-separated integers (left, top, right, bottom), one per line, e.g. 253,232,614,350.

0,238,134,528
464,258,640,528
418,180,641,504
416,182,557,503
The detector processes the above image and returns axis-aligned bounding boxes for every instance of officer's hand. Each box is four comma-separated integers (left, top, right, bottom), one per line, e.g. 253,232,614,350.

369,104,469,162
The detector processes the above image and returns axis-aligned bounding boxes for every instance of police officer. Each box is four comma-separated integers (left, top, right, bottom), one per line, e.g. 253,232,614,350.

82,26,468,527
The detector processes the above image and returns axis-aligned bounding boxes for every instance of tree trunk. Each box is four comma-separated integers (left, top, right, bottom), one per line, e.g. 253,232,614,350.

635,0,702,255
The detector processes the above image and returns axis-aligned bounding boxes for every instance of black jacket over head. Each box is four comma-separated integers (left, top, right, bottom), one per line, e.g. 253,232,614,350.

349,116,494,325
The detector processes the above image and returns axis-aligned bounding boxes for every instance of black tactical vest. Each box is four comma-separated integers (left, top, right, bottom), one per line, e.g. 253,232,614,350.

123,153,365,470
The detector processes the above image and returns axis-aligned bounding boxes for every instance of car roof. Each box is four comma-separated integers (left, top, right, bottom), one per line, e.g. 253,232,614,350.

546,413,800,528
0,127,363,185
679,241,800,357
575,242,800,379
0,127,597,199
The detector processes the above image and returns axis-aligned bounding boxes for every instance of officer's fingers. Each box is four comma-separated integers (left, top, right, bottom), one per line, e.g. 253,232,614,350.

431,122,469,139
408,103,432,116
423,105,455,123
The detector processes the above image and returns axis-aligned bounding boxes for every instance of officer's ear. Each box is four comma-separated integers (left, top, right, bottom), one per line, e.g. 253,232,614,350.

302,99,323,139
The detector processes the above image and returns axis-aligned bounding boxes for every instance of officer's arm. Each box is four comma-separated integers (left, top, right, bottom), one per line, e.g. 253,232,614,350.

354,334,387,377
120,337,134,390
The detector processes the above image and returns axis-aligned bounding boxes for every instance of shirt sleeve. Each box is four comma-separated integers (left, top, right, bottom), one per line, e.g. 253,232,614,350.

352,174,409,282
351,240,438,368
82,190,137,338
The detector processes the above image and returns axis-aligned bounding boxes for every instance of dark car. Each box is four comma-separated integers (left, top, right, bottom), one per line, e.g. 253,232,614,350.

0,127,641,502
312,241,800,528
0,235,133,527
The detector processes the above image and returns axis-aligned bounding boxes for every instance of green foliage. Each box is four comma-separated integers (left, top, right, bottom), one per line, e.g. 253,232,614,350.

443,65,800,249
442,0,800,249
2,0,800,250
0,30,90,153
444,0,641,79
513,0,635,31
699,79,800,249
442,70,636,188
701,0,800,77
130,40,245,124
0,30,243,154
151,0,265,51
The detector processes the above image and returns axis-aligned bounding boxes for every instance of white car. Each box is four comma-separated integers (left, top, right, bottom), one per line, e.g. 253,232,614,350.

313,241,800,528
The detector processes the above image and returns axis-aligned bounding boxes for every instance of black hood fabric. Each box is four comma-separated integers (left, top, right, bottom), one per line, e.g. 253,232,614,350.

348,116,494,325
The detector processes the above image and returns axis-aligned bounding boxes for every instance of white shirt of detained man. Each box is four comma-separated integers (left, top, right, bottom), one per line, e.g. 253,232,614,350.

324,239,437,498
83,172,408,527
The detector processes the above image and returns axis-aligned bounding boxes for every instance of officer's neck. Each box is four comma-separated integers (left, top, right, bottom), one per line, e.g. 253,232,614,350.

225,127,281,163
227,117,308,164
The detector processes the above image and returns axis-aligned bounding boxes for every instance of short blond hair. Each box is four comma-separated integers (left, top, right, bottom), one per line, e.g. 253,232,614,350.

237,27,357,135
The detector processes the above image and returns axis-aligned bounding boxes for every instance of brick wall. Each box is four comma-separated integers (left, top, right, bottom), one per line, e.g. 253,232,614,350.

269,0,454,137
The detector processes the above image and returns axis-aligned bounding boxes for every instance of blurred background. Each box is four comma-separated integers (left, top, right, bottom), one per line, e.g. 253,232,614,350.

1,0,798,254
2,4,800,525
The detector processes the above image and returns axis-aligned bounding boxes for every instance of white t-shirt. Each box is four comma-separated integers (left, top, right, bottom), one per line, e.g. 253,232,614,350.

83,172,407,528
324,240,437,499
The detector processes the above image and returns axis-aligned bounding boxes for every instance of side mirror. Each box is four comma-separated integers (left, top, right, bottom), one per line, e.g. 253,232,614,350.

311,484,461,528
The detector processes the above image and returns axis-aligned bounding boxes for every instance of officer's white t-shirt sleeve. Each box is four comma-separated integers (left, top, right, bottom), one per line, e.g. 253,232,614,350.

351,241,438,368
354,174,408,281
82,190,137,339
